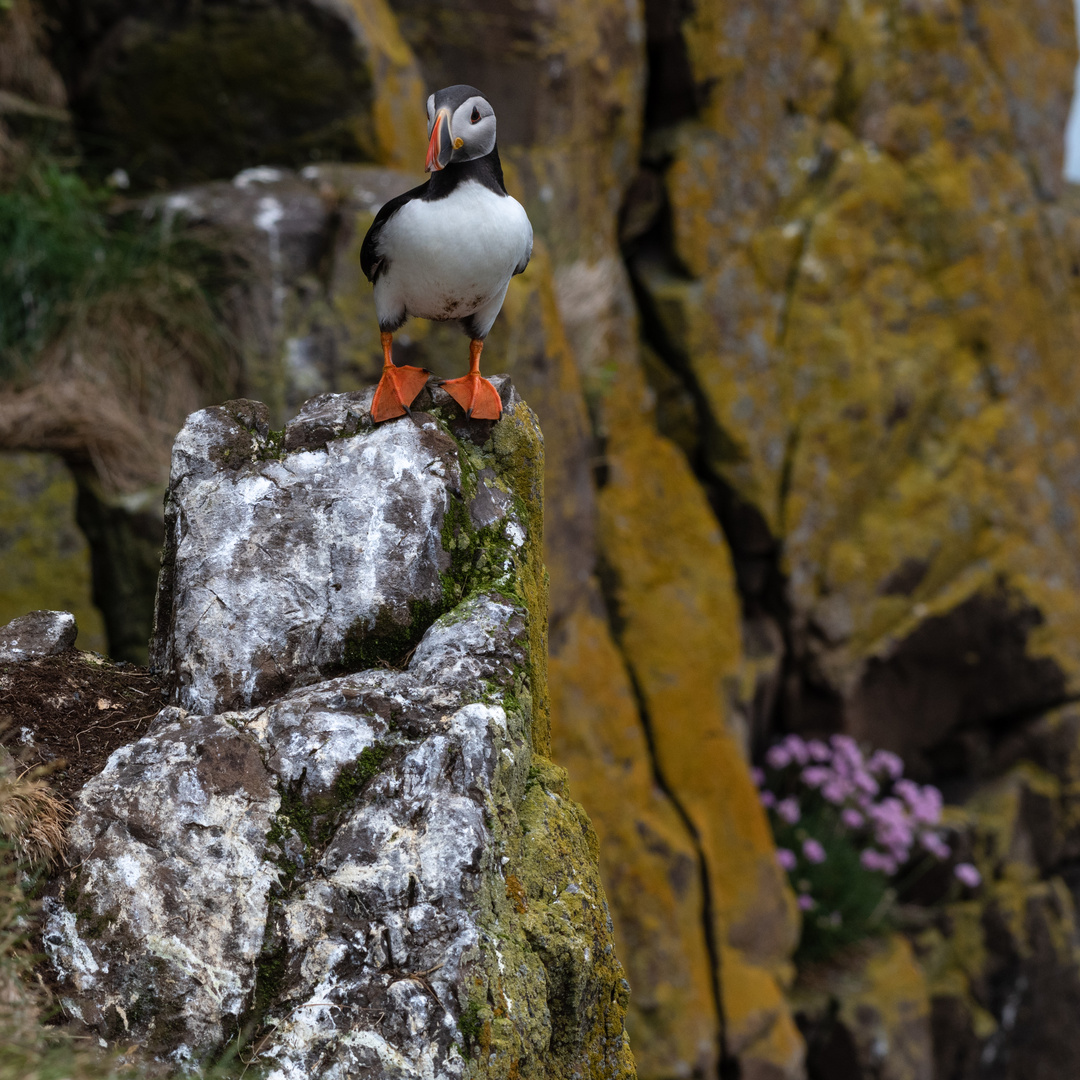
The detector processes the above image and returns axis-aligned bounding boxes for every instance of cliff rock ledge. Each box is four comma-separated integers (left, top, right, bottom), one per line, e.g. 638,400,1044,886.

43,382,636,1080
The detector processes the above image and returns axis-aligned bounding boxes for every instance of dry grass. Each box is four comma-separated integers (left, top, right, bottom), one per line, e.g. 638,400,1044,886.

0,0,68,181
0,274,235,493
0,376,169,492
0,0,64,110
0,195,241,492
0,766,70,870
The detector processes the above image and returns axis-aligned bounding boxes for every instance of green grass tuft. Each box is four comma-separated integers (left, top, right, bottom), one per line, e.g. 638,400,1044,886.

0,155,236,390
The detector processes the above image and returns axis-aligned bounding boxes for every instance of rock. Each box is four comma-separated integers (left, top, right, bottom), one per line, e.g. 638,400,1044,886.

795,935,933,1080
150,168,339,420
0,610,77,662
905,712,1080,1080
0,451,105,655
632,0,1080,781
73,472,163,665
46,706,280,1053
919,873,1080,1080
149,382,531,716
549,600,722,1078
47,386,634,1077
596,370,804,1080
51,0,427,187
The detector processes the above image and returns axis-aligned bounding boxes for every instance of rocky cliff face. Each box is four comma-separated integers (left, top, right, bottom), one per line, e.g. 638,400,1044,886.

7,0,1080,1077
44,388,636,1079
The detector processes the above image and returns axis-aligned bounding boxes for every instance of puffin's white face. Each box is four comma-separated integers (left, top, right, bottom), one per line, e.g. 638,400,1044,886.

425,90,496,172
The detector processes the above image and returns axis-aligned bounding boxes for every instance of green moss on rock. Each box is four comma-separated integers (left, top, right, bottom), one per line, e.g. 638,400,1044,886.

0,451,106,653
333,743,390,804
86,8,374,187
458,753,636,1079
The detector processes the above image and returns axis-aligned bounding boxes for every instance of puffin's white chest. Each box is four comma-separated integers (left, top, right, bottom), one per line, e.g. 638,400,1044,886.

376,181,531,322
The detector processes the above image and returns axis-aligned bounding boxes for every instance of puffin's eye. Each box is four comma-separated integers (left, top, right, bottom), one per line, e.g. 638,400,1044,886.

471,106,481,124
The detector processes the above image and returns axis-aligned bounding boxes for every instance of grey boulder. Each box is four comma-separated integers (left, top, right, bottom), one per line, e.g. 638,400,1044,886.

150,385,522,716
47,387,636,1079
0,610,77,662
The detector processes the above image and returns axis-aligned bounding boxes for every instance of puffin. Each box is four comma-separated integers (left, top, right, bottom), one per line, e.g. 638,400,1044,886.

360,85,534,422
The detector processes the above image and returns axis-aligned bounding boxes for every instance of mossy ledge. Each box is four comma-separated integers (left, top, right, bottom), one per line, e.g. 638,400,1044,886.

47,383,640,1076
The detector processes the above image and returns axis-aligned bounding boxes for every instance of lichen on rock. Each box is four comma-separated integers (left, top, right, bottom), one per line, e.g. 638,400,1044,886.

0,451,106,654
46,383,635,1078
150,381,542,718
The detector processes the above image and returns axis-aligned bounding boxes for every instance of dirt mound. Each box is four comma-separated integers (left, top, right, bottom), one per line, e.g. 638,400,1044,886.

0,649,162,803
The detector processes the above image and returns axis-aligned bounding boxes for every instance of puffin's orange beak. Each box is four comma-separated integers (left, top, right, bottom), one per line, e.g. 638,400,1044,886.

426,108,455,172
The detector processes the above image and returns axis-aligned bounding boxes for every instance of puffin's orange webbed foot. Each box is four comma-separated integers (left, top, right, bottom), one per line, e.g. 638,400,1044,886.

371,331,430,422
440,339,503,420
372,364,430,422
441,372,503,420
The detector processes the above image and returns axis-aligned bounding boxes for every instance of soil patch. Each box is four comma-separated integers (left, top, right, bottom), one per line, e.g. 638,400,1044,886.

0,649,164,803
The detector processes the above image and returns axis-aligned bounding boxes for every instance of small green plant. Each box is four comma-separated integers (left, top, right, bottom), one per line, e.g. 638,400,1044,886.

334,743,390,804
756,734,981,964
458,997,484,1052
0,154,236,396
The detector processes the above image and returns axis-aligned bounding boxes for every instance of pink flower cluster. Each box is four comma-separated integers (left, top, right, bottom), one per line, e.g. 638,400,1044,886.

758,733,956,878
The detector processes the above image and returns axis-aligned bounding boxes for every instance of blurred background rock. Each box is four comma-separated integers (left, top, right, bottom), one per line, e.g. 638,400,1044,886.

4,0,1080,1077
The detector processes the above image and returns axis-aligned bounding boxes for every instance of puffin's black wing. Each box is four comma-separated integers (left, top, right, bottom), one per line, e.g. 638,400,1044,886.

360,181,430,283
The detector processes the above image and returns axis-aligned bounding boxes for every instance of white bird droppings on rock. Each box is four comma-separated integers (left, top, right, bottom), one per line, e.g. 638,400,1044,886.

46,391,638,1079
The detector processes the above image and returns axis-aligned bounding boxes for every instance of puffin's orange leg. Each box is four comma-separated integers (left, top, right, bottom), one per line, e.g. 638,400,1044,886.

440,339,503,420
371,332,430,422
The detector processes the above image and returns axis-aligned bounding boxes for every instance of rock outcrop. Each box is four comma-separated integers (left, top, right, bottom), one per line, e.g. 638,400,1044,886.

45,388,635,1079
631,0,1080,773
0,609,77,661
795,936,934,1080
47,0,428,187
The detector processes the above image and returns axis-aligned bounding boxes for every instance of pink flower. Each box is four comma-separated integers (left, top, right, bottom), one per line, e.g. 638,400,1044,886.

868,749,904,780
841,807,864,829
823,779,852,804
860,848,897,875
894,779,919,804
954,863,982,888
802,766,831,788
830,735,863,768
870,798,913,856
766,745,792,769
919,830,951,860
892,780,943,826
760,790,776,808
853,769,880,796
803,838,826,864
750,767,765,787
782,734,811,765
912,785,943,826
777,797,801,824
776,848,797,871
807,739,830,761
797,893,815,911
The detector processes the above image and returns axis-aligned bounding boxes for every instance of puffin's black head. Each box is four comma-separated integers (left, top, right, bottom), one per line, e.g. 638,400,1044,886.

424,85,496,173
